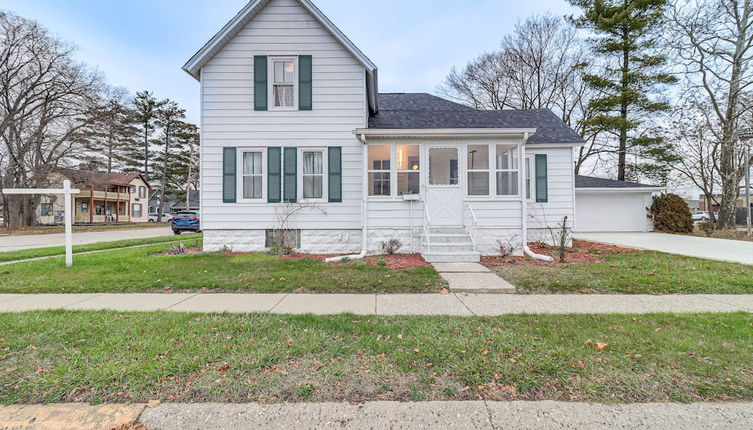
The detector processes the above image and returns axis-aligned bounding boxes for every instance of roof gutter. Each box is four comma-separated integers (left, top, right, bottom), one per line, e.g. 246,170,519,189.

354,128,537,139
575,187,665,193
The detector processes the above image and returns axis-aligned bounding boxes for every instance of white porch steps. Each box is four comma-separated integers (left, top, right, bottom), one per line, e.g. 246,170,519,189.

422,226,480,263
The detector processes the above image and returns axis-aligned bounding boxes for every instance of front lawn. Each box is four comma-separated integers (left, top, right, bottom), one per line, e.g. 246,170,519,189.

0,241,442,294
489,242,753,294
1,311,751,404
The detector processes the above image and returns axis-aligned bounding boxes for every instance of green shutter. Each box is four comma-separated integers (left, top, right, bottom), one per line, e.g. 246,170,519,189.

535,154,548,203
283,147,297,202
298,55,312,110
222,147,236,203
254,55,267,111
268,147,281,203
328,147,342,202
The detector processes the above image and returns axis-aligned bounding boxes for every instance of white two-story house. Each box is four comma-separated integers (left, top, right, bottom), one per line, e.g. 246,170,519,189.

183,0,585,262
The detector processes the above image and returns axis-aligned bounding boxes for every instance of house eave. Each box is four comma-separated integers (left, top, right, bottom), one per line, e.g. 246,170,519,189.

354,128,537,139
575,187,665,193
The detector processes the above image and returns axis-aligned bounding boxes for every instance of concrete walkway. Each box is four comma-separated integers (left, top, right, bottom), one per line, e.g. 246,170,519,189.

433,263,516,294
574,232,753,265
0,227,174,252
3,401,751,429
1,292,752,315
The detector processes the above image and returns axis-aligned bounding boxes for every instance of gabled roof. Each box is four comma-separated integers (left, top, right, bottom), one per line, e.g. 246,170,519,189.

575,175,661,189
182,0,379,112
55,168,151,188
367,93,586,145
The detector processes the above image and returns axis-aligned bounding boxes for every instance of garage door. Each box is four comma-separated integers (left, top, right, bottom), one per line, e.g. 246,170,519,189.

575,192,650,232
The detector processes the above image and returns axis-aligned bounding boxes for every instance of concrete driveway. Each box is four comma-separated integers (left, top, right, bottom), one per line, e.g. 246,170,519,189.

574,232,753,265
0,227,173,252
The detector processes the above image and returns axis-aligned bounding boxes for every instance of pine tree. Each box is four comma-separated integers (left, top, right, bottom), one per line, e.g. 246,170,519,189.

568,0,677,181
153,100,186,217
131,91,164,180
81,89,138,173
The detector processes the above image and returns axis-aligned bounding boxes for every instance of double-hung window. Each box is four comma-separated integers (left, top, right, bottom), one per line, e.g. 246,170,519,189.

467,144,490,196
495,145,519,196
396,145,420,195
270,57,296,109
301,150,325,200
368,145,391,196
241,150,264,200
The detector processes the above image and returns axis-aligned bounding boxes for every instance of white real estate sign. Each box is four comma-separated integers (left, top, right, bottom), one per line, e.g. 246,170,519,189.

2,180,80,267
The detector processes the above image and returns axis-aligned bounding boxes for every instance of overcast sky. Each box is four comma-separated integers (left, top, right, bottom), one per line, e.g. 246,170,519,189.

2,0,580,124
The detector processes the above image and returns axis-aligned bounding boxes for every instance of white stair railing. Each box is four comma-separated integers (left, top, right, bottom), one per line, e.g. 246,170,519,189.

423,203,431,253
465,202,479,252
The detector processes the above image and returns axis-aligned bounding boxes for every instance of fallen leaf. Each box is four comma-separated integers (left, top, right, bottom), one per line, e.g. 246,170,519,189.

596,343,608,351
147,400,161,408
413,348,420,354
440,288,450,295
397,334,403,339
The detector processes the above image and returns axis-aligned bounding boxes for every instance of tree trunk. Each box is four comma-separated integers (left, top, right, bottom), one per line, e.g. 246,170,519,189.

158,125,170,218
618,30,630,181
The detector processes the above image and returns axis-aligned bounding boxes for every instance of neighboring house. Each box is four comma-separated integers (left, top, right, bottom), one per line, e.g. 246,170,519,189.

183,0,587,261
698,192,753,212
36,169,151,225
149,190,200,214
574,176,664,233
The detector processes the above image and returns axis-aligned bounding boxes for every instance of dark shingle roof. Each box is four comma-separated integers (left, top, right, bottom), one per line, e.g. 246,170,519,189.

575,175,660,189
368,93,585,145
55,168,148,188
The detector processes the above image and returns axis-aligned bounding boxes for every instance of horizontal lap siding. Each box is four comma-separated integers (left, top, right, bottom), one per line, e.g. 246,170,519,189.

525,147,575,229
200,0,366,231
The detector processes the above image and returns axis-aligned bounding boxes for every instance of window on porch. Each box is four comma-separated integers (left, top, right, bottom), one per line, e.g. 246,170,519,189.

397,145,420,195
368,145,391,196
495,145,519,196
467,145,489,195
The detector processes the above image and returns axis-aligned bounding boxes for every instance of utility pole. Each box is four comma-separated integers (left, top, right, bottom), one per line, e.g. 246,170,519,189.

735,129,753,236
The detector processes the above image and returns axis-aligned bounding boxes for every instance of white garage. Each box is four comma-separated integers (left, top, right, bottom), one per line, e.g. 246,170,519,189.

574,175,664,232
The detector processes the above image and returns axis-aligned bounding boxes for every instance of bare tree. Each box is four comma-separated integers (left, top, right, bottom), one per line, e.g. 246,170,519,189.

669,0,753,228
0,11,104,228
439,14,610,172
666,100,721,220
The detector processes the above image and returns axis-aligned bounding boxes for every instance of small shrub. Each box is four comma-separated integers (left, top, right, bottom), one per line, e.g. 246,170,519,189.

650,193,693,233
164,243,186,255
219,244,232,253
494,236,517,262
698,221,716,237
267,243,293,256
340,256,352,263
380,238,403,255
377,259,387,267
547,216,570,263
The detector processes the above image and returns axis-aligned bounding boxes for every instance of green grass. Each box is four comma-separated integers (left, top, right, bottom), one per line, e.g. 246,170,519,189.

0,240,442,293
1,223,168,236
1,311,751,404
0,235,195,263
492,250,753,294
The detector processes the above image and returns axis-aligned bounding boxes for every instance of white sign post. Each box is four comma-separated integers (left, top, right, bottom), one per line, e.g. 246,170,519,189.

2,180,80,267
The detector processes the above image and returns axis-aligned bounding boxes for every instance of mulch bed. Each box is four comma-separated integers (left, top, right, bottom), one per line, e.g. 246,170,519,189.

285,253,430,270
482,240,636,267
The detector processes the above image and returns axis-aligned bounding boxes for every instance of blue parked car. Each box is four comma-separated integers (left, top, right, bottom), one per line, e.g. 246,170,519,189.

171,211,201,235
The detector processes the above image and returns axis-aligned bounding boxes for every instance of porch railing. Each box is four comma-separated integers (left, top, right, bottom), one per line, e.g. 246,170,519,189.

423,203,432,253
465,202,479,252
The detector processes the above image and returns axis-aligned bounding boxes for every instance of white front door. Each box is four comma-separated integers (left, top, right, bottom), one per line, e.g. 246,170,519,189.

425,146,462,225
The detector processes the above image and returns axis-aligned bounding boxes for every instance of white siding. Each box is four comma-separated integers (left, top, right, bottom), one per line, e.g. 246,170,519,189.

200,0,366,231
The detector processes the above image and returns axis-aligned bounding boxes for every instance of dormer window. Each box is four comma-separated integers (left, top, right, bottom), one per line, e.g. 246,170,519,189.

270,57,297,110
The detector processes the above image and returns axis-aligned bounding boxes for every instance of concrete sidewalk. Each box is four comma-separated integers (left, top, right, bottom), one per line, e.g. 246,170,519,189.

1,292,752,315
3,401,751,429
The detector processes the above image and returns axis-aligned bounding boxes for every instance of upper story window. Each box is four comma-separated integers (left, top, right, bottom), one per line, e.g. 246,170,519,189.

270,57,297,110
138,186,147,199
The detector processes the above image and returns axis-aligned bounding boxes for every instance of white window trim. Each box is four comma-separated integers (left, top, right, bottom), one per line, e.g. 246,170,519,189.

298,147,327,202
237,147,266,203
396,144,421,196
268,56,298,112
495,144,520,197
367,144,393,198
466,144,491,197
525,155,534,202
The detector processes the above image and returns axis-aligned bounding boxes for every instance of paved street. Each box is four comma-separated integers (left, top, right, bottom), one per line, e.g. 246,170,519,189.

1,292,751,315
574,232,753,265
0,227,173,252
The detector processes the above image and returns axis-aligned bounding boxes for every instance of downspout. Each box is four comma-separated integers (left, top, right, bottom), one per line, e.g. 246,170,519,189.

519,133,554,262
326,133,369,262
